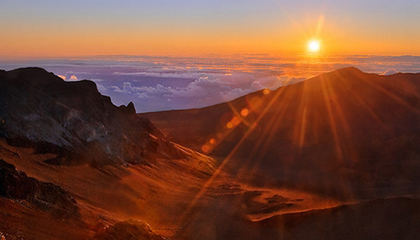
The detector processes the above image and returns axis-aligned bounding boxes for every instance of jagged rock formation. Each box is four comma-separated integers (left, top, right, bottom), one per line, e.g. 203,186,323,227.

0,159,79,219
0,67,184,165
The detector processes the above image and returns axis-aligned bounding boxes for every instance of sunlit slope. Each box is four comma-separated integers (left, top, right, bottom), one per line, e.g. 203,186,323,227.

141,67,420,199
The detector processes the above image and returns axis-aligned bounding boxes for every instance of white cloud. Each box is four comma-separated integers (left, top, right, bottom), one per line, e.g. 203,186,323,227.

221,88,249,101
113,71,205,79
250,81,265,91
382,69,399,75
250,76,282,90
97,84,107,92
110,86,124,93
103,71,310,112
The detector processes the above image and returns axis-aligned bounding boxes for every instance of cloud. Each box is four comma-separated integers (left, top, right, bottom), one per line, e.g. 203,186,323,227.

103,71,311,112
113,71,204,79
104,73,290,111
3,54,419,112
97,84,107,92
58,74,78,81
221,88,248,101
382,69,399,75
69,75,78,81
250,76,282,90
110,86,123,93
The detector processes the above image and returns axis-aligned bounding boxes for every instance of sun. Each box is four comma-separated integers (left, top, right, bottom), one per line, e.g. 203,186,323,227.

308,40,320,53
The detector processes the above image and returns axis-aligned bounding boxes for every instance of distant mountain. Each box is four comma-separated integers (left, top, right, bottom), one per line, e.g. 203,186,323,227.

0,67,185,165
141,67,420,199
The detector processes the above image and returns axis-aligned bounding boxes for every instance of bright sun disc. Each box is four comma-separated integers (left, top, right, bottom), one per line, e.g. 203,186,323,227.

308,40,320,53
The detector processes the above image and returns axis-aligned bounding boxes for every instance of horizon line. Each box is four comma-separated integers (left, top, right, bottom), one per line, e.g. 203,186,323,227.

1,53,420,62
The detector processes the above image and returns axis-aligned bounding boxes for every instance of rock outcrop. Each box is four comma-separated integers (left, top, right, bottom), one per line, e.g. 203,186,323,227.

94,220,166,240
0,159,79,219
0,67,184,165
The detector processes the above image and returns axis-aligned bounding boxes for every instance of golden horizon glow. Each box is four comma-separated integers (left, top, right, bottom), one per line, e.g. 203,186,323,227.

0,15,418,58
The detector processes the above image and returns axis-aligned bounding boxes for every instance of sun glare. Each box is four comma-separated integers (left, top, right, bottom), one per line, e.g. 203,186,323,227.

308,40,320,53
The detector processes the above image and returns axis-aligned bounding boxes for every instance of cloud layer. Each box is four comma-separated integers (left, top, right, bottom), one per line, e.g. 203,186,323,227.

1,55,419,112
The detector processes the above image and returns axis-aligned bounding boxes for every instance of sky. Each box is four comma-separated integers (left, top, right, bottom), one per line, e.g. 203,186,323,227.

0,1,419,112
0,0,419,57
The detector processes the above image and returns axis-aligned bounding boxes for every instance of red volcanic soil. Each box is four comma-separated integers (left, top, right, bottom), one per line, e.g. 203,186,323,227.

0,197,87,240
0,139,219,239
1,136,355,240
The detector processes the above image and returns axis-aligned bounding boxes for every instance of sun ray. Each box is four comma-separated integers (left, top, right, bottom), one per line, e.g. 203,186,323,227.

176,83,289,227
244,78,296,174
324,74,352,137
358,74,420,114
298,106,308,152
334,71,391,135
320,75,343,163
291,80,310,153
320,75,359,199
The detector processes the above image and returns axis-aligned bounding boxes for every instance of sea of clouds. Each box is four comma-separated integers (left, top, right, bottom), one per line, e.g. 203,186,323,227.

1,55,419,112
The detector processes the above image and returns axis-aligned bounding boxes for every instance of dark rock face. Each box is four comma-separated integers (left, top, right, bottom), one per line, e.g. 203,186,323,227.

0,159,79,219
94,220,166,240
0,67,182,165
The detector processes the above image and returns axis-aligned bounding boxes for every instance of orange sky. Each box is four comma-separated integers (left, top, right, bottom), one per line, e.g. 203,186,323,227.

0,1,419,58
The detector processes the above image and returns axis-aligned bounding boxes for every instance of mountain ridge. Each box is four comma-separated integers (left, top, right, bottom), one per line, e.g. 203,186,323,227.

0,67,186,165
140,67,420,199
0,67,217,240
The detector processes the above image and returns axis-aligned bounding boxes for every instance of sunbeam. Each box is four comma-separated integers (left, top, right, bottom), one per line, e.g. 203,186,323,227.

176,84,289,227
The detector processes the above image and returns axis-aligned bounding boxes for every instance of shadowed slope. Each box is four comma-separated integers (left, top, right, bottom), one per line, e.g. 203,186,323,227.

178,197,420,240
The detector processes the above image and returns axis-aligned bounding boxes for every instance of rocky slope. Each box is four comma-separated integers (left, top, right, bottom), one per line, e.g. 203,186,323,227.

0,67,217,239
0,67,184,165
